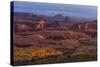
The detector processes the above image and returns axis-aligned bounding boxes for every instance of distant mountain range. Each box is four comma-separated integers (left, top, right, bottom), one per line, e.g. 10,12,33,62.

13,12,96,22
13,12,97,32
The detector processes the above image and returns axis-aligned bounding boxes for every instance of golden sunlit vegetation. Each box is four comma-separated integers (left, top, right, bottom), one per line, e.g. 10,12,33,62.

14,48,63,62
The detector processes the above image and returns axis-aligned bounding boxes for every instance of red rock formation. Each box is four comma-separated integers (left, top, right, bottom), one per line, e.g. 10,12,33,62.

36,19,46,29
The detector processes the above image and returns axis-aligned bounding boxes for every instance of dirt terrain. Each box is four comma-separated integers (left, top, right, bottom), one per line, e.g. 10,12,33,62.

13,30,97,66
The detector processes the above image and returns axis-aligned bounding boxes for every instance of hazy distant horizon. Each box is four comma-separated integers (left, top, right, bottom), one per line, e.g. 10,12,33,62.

11,1,97,20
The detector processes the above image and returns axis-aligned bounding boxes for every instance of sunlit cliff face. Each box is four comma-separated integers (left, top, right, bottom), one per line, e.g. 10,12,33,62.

77,23,96,30
36,20,46,29
15,22,30,32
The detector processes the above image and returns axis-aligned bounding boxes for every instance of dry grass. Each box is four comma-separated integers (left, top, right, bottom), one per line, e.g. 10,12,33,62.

14,48,63,62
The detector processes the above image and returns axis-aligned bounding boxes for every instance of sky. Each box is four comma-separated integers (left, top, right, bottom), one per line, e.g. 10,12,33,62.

11,1,97,20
